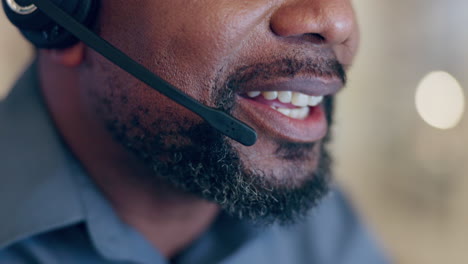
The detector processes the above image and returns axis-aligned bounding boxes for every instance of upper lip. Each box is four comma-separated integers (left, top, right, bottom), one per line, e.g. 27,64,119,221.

237,75,344,97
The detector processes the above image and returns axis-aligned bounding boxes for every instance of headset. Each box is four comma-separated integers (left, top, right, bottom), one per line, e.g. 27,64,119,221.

2,0,257,146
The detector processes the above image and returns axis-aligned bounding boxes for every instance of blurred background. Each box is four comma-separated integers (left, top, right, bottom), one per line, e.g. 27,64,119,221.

1,0,467,263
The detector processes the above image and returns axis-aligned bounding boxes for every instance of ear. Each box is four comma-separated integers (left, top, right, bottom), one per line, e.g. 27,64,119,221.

46,42,85,67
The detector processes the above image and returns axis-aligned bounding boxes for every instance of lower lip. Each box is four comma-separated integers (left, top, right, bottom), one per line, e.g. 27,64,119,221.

237,96,328,143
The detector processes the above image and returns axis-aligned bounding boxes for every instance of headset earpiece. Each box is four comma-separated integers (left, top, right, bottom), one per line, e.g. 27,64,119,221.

2,0,99,49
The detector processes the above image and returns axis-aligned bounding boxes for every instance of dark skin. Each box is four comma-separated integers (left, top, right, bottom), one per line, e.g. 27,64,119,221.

39,0,359,258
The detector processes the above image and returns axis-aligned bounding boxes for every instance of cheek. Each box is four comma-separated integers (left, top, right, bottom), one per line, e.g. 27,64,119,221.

97,1,208,100
87,1,278,142
99,0,274,102
81,54,204,143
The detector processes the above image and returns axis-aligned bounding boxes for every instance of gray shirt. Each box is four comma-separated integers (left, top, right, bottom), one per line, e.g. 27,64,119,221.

0,63,390,264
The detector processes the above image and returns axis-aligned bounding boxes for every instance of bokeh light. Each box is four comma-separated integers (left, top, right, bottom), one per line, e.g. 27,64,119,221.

415,71,465,130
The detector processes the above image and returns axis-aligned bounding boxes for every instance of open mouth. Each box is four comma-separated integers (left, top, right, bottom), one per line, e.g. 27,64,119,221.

234,78,342,143
243,91,323,120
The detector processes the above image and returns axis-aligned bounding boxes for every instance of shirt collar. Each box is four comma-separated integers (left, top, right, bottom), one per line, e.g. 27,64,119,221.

68,159,165,263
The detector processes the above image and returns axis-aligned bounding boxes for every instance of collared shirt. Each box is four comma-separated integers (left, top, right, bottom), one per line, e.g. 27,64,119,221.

0,62,390,264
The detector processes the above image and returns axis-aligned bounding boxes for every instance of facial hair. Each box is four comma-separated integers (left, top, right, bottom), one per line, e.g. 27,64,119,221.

103,57,345,225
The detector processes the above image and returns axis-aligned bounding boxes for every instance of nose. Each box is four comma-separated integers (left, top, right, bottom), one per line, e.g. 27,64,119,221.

270,0,357,48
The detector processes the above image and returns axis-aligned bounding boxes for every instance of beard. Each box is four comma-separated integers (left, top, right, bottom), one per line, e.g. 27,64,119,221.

102,56,345,225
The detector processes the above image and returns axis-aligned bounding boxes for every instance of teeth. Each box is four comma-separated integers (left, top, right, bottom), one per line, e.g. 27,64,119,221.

278,91,292,103
291,92,309,107
308,96,323,106
276,107,310,120
246,90,324,107
262,91,278,100
247,91,261,98
277,108,291,116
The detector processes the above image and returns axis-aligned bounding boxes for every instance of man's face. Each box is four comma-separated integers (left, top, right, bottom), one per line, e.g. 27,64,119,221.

81,0,359,224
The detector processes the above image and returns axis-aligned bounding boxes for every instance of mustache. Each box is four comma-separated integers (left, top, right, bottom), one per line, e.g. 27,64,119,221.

226,57,347,91
215,57,346,111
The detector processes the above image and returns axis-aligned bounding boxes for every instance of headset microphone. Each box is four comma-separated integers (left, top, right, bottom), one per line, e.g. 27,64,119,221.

2,0,257,146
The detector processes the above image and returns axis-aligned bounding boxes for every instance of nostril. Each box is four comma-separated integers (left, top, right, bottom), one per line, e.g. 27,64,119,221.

303,33,327,45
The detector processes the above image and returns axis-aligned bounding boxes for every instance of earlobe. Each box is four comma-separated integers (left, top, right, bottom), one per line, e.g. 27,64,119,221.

47,42,85,67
